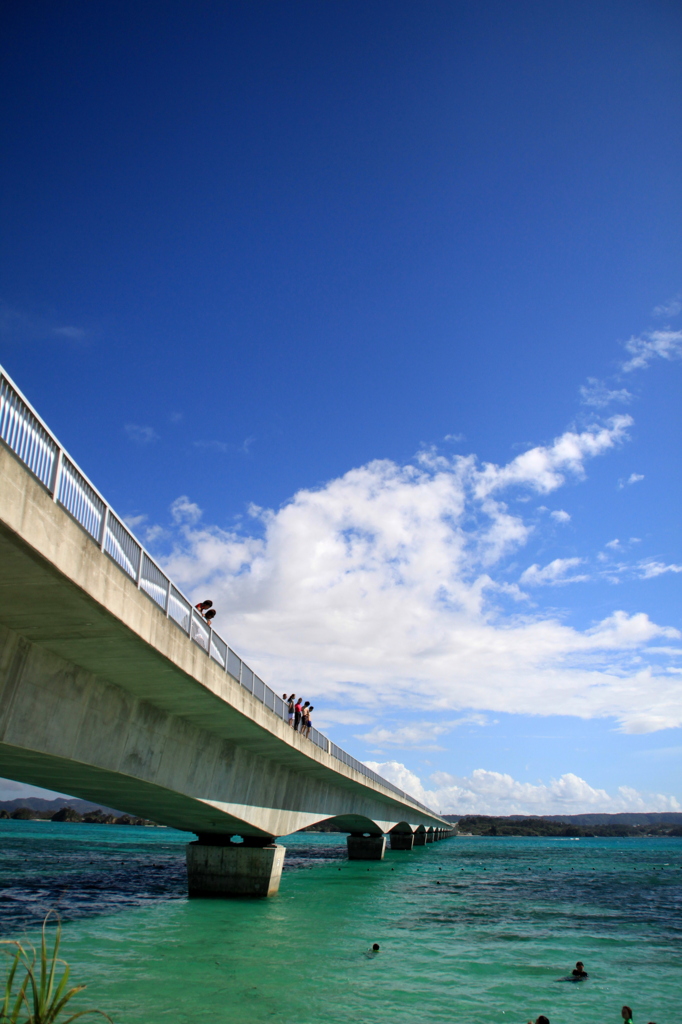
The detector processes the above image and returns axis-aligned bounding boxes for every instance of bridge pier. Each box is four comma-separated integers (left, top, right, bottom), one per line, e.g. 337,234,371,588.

389,831,414,851
413,831,427,845
186,836,285,897
347,834,386,860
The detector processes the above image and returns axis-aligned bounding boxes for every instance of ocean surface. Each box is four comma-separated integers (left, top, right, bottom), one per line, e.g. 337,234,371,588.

0,820,680,1023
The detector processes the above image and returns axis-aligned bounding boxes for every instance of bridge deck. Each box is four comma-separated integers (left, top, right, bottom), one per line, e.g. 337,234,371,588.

0,440,449,837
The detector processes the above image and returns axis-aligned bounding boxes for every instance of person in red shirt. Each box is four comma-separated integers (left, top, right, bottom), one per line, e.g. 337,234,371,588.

294,699,303,731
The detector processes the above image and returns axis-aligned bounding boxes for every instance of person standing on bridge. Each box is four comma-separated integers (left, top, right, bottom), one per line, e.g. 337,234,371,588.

304,705,314,738
301,702,310,737
195,599,213,617
294,697,303,731
287,694,296,727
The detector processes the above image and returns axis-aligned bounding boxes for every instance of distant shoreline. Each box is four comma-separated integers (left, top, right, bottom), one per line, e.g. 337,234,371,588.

448,814,682,837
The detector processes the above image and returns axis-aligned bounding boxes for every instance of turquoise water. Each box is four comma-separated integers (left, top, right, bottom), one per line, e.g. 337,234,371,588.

1,821,680,1023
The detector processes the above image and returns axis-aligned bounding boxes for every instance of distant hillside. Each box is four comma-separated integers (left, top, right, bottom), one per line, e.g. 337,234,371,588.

0,797,124,816
540,812,682,825
441,812,682,826
444,814,682,837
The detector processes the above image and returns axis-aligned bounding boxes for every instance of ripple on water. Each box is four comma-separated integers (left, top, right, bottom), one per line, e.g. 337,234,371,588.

0,823,680,1024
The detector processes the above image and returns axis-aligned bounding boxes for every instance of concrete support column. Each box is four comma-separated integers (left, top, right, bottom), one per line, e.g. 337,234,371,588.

413,831,427,846
389,832,414,851
347,834,386,860
426,831,434,843
186,837,285,897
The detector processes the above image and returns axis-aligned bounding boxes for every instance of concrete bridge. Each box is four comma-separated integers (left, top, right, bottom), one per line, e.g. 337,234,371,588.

0,367,455,896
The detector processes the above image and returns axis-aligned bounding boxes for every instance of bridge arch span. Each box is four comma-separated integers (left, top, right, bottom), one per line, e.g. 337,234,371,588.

316,814,384,836
389,820,414,834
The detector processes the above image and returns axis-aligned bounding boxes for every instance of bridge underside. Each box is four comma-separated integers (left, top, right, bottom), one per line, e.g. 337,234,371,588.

0,443,455,894
0,621,427,838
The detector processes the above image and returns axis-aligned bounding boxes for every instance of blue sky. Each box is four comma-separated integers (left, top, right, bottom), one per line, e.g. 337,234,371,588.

1,0,681,814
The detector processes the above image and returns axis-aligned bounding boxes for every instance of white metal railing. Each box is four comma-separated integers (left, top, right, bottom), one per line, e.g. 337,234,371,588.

0,365,436,816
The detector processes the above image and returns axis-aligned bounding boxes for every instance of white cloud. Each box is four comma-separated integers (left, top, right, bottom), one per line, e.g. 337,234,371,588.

653,295,682,318
579,378,632,408
152,421,682,733
357,716,487,751
520,557,588,586
605,539,621,550
473,416,631,496
365,762,681,815
124,423,158,444
638,561,682,579
123,513,148,529
550,509,571,523
622,329,682,372
170,495,202,525
618,472,644,489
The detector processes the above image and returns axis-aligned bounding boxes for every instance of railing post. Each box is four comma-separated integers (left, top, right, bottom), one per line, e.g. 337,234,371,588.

50,448,63,501
98,507,109,551
165,579,171,616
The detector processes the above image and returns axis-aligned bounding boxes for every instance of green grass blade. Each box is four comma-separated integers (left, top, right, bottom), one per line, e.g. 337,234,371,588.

1,948,22,1017
46,983,86,1022
1,914,110,1024
50,964,71,1010
45,915,62,1009
10,971,30,1024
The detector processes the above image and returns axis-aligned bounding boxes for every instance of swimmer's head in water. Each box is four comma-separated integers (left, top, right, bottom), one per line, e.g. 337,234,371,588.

536,1017,550,1024
622,1008,633,1022
575,962,584,969
372,943,380,951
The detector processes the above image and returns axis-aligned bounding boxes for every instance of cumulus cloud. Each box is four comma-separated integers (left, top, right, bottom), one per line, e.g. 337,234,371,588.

473,416,631,496
152,420,681,733
550,509,571,523
579,378,632,408
365,761,681,815
520,558,588,586
170,496,202,525
621,329,682,372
